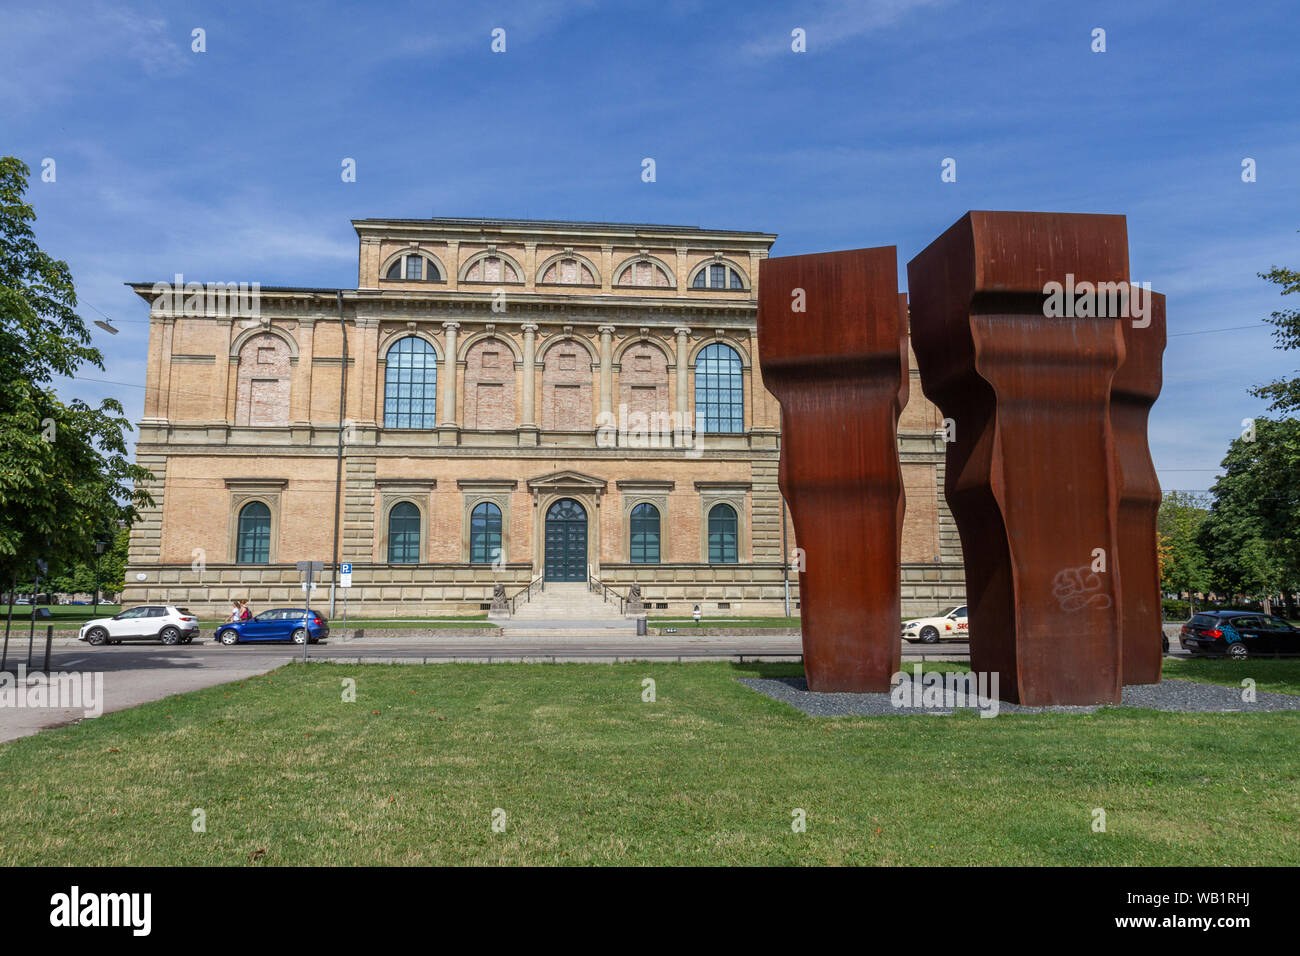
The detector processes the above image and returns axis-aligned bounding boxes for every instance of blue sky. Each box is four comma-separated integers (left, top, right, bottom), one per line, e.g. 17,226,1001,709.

3,0,1298,492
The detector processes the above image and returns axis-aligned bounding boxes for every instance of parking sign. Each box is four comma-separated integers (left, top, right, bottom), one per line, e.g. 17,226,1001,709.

340,562,352,589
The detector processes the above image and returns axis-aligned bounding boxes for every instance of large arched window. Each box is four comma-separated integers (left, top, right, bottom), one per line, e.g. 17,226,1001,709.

691,261,747,289
630,503,660,564
707,503,738,564
384,336,438,428
469,502,503,564
694,342,744,433
387,501,421,564
236,501,271,564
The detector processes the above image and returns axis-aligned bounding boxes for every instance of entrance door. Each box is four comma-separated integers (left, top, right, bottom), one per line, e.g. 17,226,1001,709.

544,498,588,581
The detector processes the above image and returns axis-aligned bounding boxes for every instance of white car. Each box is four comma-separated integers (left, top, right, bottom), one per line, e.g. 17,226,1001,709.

902,605,968,643
79,605,201,646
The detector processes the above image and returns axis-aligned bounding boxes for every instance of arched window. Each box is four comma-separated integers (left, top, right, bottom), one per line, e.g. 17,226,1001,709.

236,501,271,564
384,336,438,428
630,503,660,564
691,261,746,290
385,253,441,282
470,502,503,564
387,502,421,564
694,342,744,433
707,503,738,564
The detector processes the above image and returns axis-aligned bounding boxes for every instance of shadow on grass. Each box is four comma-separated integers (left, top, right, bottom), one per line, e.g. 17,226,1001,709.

727,660,804,679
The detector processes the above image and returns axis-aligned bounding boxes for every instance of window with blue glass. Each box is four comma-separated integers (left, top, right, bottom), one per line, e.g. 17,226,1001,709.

691,262,745,289
386,254,441,281
694,342,744,433
236,501,271,564
470,501,503,565
707,503,738,564
384,336,438,429
629,503,660,564
387,501,421,564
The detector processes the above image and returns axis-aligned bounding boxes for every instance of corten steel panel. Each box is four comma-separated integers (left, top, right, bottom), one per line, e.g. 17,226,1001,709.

907,212,1130,706
1114,289,1166,685
757,247,906,692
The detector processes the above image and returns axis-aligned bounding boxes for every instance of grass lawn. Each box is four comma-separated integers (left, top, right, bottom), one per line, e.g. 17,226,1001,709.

0,658,1297,865
4,604,122,627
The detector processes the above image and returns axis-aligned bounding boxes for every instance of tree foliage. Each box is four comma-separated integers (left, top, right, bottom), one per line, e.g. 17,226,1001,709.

1157,490,1211,597
1196,417,1300,614
1250,257,1300,413
0,156,151,588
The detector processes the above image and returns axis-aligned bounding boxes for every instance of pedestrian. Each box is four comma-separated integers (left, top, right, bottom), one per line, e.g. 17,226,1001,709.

227,600,241,623
692,603,701,625
239,599,251,621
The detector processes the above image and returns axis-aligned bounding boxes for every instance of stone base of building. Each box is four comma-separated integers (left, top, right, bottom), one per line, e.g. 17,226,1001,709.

120,561,967,619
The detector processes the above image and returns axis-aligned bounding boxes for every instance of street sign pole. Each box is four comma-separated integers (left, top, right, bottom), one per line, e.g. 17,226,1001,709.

339,562,352,642
296,561,324,665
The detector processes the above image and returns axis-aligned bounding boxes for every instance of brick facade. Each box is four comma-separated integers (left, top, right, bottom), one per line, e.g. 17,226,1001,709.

122,217,966,616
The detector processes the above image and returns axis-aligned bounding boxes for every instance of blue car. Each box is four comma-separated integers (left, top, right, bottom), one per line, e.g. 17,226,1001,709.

215,608,329,646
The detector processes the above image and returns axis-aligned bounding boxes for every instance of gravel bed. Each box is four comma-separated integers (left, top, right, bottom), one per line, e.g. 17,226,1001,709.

738,676,1300,717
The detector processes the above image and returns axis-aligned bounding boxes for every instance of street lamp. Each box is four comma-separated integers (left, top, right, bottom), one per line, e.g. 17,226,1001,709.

93,319,118,335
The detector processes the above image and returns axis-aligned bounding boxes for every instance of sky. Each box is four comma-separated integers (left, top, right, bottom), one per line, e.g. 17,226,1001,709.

3,0,1298,493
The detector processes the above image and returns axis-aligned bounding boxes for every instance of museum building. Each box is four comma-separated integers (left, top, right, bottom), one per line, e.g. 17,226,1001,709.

120,217,966,616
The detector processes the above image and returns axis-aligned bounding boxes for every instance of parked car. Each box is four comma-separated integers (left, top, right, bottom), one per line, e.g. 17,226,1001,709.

215,608,329,646
902,605,968,643
80,605,201,646
1179,610,1299,659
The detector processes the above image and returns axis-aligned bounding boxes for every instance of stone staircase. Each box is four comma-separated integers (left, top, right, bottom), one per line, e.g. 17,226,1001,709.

503,582,636,635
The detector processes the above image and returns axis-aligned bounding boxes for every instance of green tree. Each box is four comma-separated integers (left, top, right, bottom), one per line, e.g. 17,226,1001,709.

1197,418,1300,617
1250,255,1300,413
1157,490,1211,609
43,526,129,598
0,156,151,597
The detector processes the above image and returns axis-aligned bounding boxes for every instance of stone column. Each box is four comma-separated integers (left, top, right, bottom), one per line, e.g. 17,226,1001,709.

674,326,691,419
519,322,539,446
293,318,315,429
439,321,460,440
598,324,615,418
521,323,538,424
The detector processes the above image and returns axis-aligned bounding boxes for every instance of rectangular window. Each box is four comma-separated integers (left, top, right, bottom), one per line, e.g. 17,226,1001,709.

405,256,423,280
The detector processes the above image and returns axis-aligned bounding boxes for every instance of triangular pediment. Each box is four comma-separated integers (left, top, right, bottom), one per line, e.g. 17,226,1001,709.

526,470,608,492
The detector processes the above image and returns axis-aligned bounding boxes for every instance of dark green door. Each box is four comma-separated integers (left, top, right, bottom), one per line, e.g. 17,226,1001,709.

545,498,587,581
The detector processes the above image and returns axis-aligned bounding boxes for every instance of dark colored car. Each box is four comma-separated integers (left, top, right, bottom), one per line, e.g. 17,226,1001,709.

1179,611,1299,660
215,608,329,646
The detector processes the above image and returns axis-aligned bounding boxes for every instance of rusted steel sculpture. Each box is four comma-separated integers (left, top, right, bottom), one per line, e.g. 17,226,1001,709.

1114,289,1167,686
907,211,1144,706
757,248,907,692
